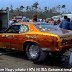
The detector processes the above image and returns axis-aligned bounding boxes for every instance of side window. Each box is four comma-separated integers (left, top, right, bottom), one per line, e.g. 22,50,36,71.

5,25,20,33
20,25,29,33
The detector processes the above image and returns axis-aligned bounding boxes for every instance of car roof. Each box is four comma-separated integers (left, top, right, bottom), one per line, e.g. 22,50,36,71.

14,22,45,25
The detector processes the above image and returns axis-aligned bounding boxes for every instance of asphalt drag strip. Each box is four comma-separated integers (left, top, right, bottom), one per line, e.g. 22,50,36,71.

0,48,68,72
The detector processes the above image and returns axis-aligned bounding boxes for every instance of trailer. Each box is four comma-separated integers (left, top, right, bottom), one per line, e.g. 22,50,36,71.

0,10,9,31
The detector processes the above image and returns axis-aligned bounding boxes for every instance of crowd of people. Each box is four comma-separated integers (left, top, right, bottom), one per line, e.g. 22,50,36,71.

45,18,61,25
9,14,72,31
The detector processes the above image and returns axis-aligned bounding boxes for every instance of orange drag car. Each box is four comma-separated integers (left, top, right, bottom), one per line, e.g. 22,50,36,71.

0,22,72,67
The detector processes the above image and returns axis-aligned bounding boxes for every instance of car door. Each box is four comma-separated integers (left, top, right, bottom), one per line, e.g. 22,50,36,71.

1,25,21,49
10,24,29,51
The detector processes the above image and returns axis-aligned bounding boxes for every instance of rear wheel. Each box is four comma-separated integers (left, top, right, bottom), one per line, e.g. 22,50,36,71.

26,43,47,63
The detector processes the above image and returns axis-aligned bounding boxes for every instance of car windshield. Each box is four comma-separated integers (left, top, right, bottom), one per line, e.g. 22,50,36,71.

35,23,59,31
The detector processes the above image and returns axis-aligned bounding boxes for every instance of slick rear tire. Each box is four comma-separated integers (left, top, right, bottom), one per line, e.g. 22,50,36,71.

26,43,47,63
61,49,72,68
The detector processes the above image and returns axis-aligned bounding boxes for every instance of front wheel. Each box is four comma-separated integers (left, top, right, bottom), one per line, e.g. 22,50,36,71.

26,43,47,63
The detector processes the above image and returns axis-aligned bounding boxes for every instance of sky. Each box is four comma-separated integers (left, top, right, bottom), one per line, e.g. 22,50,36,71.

0,0,72,12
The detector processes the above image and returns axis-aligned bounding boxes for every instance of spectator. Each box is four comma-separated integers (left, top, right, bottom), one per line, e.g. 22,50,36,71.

32,14,37,22
56,18,61,25
70,22,72,30
50,18,54,24
22,16,26,22
68,18,72,30
45,18,49,23
67,18,70,22
59,16,70,30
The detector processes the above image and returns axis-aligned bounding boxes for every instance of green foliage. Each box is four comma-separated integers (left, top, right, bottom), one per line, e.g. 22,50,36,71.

5,3,67,19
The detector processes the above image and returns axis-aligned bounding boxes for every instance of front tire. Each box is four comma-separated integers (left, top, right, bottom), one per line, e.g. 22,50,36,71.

26,43,47,63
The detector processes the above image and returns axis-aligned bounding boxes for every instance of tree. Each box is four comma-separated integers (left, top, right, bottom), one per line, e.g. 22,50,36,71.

32,2,39,10
6,7,9,11
20,5,24,11
8,2,61,19
51,7,57,13
62,5,66,8
44,7,47,11
10,5,13,12
1,8,3,10
61,5,66,13
57,5,61,12
26,6,30,11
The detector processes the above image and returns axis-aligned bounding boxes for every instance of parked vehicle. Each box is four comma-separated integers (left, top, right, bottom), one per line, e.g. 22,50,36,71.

60,14,72,21
0,22,72,67
51,15,60,21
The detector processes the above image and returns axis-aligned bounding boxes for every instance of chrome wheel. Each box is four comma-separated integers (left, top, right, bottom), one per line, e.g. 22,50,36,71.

26,43,47,63
29,45,39,59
